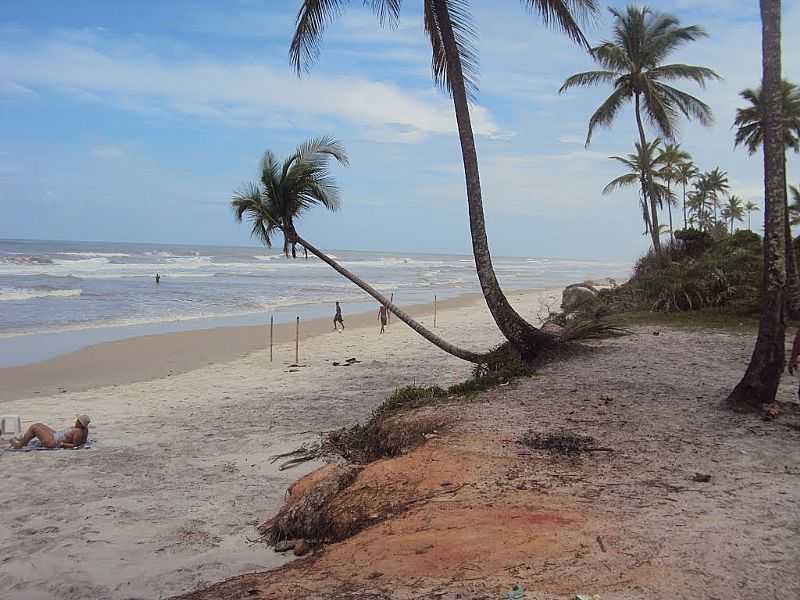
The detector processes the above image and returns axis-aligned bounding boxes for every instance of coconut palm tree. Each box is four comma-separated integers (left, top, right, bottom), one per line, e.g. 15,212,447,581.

603,139,671,238
232,137,487,364
676,160,699,229
724,194,745,233
288,1,598,356
689,174,714,232
560,5,719,255
734,79,800,317
656,144,691,238
728,0,787,409
734,80,800,153
744,200,761,231
703,168,729,224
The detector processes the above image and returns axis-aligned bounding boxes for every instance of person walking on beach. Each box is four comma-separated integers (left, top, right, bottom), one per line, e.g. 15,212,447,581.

334,301,344,331
9,415,91,449
788,329,800,400
155,273,160,284
378,304,388,334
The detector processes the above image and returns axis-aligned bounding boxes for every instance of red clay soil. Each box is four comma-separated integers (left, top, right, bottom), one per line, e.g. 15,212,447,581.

175,327,800,600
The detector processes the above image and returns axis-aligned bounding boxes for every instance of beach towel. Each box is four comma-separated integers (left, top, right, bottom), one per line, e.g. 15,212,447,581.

2,439,94,453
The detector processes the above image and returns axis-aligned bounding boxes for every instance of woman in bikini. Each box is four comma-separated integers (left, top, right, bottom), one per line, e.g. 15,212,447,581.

9,415,91,449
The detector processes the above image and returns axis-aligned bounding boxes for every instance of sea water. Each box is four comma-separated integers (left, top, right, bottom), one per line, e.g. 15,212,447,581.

0,239,629,366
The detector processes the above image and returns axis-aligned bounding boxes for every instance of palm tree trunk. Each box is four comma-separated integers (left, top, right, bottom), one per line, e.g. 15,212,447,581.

667,181,674,240
682,181,688,229
728,0,786,410
634,93,662,255
431,0,547,354
294,233,488,364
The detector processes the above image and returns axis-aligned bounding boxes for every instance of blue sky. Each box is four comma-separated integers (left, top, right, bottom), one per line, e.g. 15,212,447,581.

0,1,798,262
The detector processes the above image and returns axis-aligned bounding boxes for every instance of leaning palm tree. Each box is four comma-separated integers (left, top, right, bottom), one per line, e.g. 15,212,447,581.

560,5,719,255
734,78,800,317
724,194,745,233
604,139,671,239
728,0,787,409
744,200,761,231
676,160,699,229
232,137,487,364
656,144,691,238
289,1,598,356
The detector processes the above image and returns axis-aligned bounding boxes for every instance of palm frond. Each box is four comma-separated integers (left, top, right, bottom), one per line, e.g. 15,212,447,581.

559,70,620,93
656,82,714,126
290,1,401,73
648,64,720,87
424,0,479,100
520,0,598,49
602,172,639,194
585,86,628,146
290,0,350,74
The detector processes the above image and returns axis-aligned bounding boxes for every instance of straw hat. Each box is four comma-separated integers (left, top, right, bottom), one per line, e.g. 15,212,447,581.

77,414,91,428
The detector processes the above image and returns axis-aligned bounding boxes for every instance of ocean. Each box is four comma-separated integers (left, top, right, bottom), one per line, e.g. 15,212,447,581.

0,239,629,366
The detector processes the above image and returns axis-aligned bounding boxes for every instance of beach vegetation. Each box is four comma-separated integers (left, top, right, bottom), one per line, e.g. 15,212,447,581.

561,5,719,256
287,0,598,360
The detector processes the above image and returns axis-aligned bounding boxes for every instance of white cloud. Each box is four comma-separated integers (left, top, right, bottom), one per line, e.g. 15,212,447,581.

0,30,500,141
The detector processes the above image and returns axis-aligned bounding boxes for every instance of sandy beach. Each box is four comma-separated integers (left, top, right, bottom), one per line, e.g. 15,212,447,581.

0,288,559,600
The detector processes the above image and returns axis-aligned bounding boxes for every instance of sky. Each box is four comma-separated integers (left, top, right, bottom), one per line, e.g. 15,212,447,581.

0,1,798,262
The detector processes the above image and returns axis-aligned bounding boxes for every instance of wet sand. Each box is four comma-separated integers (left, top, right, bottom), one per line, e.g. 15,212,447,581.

0,293,484,402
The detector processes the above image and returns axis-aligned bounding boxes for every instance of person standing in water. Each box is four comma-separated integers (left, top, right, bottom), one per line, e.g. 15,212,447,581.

378,304,388,334
334,301,345,331
155,273,161,284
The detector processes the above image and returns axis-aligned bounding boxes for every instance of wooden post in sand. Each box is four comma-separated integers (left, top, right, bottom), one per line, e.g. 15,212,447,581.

389,292,394,326
269,315,273,363
295,316,300,364
434,295,437,328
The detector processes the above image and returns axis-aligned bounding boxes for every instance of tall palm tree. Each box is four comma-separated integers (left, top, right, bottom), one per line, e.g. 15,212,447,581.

560,5,719,255
656,143,691,238
603,139,670,238
232,137,487,364
676,160,699,229
289,0,598,356
744,200,761,231
728,0,786,410
734,79,800,317
724,194,745,233
703,167,729,224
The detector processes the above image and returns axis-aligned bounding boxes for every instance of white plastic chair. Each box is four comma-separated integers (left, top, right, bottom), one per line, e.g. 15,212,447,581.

0,415,22,437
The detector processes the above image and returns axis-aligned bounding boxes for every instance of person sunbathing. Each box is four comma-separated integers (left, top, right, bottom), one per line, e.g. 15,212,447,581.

9,415,91,449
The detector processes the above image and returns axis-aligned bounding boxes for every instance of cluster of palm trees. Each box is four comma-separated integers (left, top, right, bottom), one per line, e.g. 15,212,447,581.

228,0,792,408
604,142,760,239
560,5,719,255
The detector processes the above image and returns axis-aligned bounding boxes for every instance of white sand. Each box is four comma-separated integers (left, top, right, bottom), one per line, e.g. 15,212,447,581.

0,288,560,600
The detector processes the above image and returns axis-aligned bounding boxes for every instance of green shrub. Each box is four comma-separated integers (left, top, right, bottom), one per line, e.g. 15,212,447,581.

607,230,762,314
